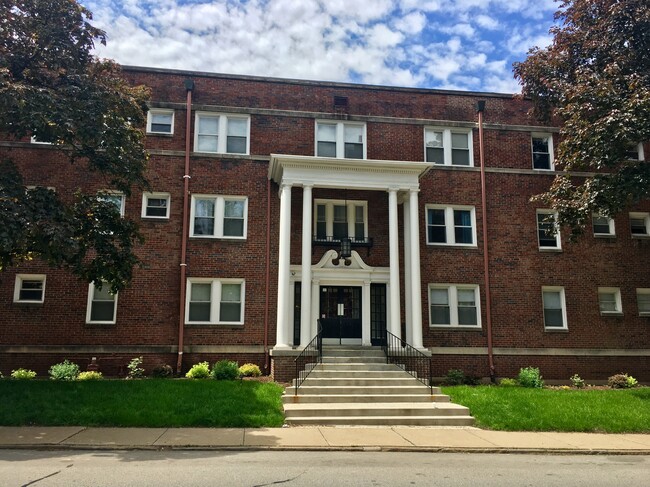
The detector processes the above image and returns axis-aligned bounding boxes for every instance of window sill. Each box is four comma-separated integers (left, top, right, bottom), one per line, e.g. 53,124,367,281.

426,244,478,249
600,312,623,317
192,151,250,158
190,235,247,240
146,132,173,137
631,234,650,239
86,321,116,326
141,216,170,221
185,322,244,327
639,313,650,317
532,167,555,172
593,234,616,239
13,300,44,305
538,247,562,252
429,325,482,331
544,327,569,332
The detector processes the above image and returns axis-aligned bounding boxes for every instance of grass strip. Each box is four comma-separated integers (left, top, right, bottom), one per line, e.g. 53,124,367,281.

0,380,285,428
442,385,650,433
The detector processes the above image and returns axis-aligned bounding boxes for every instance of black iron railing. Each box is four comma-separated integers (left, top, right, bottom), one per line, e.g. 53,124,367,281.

313,235,374,247
293,320,323,396
383,330,433,394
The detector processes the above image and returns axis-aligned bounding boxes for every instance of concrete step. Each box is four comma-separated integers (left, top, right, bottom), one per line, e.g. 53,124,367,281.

284,402,470,418
314,363,397,371
282,393,450,404
306,370,412,379
322,356,387,364
322,348,385,358
284,385,437,395
284,416,475,426
298,377,424,387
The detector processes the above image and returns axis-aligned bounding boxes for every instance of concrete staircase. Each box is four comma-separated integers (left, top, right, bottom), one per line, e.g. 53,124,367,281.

283,346,474,426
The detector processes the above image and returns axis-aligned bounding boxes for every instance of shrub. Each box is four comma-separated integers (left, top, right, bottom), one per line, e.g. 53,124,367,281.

608,373,639,389
152,364,174,378
239,363,262,377
570,373,585,389
48,360,80,381
78,371,103,381
463,375,481,386
212,360,240,380
517,367,544,388
186,361,211,379
11,368,37,380
443,369,466,386
499,378,519,387
127,356,145,379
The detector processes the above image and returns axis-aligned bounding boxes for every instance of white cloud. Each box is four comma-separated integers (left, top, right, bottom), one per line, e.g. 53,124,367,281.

394,11,426,34
475,14,499,30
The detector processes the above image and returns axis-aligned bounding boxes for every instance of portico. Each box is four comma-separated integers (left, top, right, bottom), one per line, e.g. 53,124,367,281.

268,154,433,351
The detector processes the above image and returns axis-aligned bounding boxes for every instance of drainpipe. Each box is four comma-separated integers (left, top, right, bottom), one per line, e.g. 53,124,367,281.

264,178,271,372
177,79,194,375
477,100,496,383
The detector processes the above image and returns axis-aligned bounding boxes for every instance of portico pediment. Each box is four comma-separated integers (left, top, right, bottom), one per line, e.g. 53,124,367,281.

314,250,372,271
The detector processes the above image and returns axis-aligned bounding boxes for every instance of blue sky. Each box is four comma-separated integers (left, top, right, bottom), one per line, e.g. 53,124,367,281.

86,0,558,94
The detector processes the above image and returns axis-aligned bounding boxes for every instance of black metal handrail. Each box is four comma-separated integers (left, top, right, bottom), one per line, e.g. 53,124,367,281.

382,330,433,394
293,320,323,396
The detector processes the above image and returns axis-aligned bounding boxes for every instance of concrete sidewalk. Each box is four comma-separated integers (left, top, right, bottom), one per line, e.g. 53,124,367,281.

0,426,649,454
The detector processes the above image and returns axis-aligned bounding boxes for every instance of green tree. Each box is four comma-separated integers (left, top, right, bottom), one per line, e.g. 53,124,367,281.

513,0,650,238
0,0,150,292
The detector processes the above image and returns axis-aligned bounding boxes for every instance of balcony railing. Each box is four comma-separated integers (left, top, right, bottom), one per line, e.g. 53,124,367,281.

312,235,374,247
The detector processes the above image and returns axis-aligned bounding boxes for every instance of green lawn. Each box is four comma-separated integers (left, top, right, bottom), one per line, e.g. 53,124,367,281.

0,379,285,428
442,385,650,433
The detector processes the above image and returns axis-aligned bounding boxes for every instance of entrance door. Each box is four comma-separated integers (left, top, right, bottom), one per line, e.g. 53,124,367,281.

370,283,387,346
319,286,362,343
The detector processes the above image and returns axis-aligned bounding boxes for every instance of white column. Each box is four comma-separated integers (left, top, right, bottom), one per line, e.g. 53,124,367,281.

300,185,313,346
275,183,292,348
388,188,401,337
362,280,371,346
403,196,412,344
409,189,424,349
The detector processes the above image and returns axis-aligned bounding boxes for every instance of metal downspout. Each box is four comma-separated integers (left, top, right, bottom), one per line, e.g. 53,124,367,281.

177,79,194,375
477,100,496,382
264,178,271,372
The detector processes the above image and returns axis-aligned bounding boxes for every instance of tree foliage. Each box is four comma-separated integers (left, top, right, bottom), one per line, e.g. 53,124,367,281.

513,0,650,237
0,0,150,292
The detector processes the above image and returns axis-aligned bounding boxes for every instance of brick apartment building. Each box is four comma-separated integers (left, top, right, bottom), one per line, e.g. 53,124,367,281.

1,66,648,382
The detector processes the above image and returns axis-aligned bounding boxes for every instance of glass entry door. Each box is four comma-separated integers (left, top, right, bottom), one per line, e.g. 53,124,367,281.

319,286,362,342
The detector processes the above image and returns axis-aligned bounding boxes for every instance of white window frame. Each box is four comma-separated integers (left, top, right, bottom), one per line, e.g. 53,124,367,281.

185,278,245,325
629,212,650,237
141,192,171,219
542,286,568,330
146,108,174,135
531,133,554,170
424,127,474,167
13,274,46,304
313,199,368,242
537,209,561,250
98,191,125,217
425,205,477,247
428,284,481,328
193,112,250,155
636,288,650,316
86,282,118,325
592,213,615,237
190,195,248,239
315,121,367,159
598,287,623,315
624,143,645,161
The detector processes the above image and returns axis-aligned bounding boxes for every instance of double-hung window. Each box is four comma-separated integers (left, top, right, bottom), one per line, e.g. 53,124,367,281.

146,109,174,134
592,214,615,237
194,113,250,154
624,143,644,161
542,286,567,330
629,212,650,237
142,192,170,219
191,195,247,238
13,274,46,303
537,210,561,249
429,284,481,327
598,287,622,315
314,200,367,243
637,289,650,316
98,192,125,217
186,279,245,325
316,122,365,159
424,128,473,166
532,134,554,170
86,282,117,324
425,205,476,246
